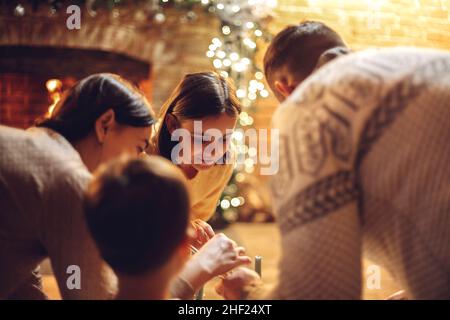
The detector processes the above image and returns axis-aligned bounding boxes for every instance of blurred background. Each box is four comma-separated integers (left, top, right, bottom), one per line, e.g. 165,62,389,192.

1,0,449,299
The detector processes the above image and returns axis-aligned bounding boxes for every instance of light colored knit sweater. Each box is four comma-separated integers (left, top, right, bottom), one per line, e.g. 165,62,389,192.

270,47,450,299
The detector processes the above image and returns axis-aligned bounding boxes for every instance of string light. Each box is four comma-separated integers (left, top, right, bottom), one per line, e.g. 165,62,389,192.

216,50,226,59
260,89,269,98
231,197,241,207
235,173,245,183
213,59,223,68
232,131,244,142
236,89,246,98
230,52,239,61
212,37,222,46
220,199,231,209
222,25,231,35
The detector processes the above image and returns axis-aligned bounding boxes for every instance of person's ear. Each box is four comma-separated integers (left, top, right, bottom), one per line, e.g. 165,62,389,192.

314,46,351,71
165,114,179,135
274,79,296,98
95,109,115,144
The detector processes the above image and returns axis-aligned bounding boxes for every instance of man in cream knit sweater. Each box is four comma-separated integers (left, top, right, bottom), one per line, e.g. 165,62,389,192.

218,22,450,299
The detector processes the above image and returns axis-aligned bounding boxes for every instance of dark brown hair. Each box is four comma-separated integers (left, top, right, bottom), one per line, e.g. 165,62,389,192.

84,155,189,275
36,73,154,142
152,71,241,161
264,21,346,83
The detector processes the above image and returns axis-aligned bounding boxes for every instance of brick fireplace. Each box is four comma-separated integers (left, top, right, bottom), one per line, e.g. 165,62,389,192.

0,45,152,129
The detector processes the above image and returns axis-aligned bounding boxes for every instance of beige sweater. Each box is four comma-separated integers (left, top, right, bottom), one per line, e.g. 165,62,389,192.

186,162,234,221
270,47,450,299
0,126,116,299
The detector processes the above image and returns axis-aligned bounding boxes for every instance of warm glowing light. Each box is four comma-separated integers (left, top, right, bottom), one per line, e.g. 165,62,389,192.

212,38,222,46
231,197,241,207
260,89,269,98
220,199,231,209
241,58,251,65
255,71,264,79
240,112,249,120
235,173,245,182
245,166,255,173
216,50,226,59
244,158,255,168
46,79,62,93
236,89,246,98
222,25,231,35
213,59,223,68
230,52,239,61
46,79,62,116
232,131,244,141
233,62,247,73
246,22,255,29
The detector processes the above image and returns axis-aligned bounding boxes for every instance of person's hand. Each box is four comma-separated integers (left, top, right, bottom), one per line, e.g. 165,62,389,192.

215,267,262,300
179,233,252,292
190,219,215,249
195,233,251,277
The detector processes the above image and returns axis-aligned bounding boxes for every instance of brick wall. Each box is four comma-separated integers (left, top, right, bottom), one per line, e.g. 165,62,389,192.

0,74,50,128
274,0,450,50
252,0,450,148
151,10,220,110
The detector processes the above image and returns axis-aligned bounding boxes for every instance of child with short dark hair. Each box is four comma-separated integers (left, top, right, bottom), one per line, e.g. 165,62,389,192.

85,155,251,299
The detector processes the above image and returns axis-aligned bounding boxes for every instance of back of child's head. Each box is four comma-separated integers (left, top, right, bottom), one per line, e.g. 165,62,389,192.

84,155,190,275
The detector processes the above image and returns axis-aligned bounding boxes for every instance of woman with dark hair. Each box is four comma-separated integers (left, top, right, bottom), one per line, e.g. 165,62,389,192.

0,73,155,299
36,73,155,169
151,72,241,248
